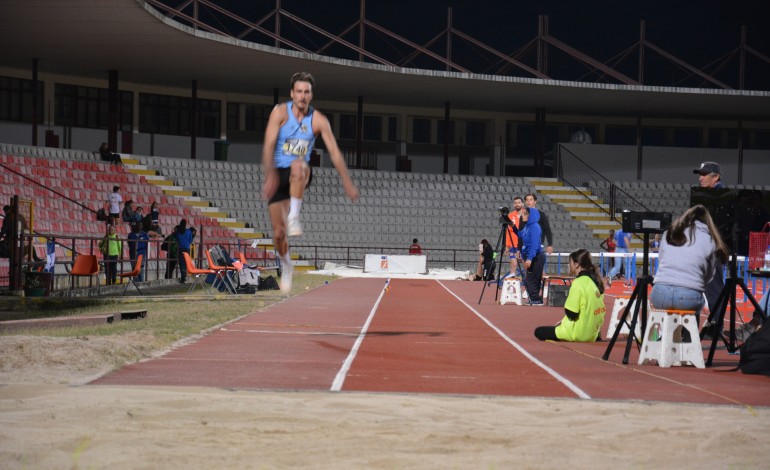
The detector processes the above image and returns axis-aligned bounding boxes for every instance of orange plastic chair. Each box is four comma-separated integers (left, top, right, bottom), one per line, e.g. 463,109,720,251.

70,254,100,293
119,255,143,296
204,249,237,293
234,251,262,271
183,252,216,295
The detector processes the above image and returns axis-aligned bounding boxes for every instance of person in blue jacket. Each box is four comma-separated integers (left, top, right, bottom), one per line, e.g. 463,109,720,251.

127,222,149,281
519,206,546,306
175,219,196,284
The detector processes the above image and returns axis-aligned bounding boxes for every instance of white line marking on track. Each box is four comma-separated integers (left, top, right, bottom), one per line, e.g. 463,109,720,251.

220,328,358,337
330,278,390,392
436,280,592,400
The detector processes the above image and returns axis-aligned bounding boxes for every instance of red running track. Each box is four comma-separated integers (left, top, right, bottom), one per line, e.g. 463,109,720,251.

92,278,770,407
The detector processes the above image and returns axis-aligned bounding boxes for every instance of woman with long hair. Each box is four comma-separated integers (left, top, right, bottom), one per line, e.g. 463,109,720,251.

534,249,606,342
650,204,729,317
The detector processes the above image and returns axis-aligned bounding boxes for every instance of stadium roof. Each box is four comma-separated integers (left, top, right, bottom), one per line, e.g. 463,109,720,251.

1,0,769,121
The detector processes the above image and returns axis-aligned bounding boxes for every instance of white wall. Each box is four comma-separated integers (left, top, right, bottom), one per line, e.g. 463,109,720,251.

559,143,770,186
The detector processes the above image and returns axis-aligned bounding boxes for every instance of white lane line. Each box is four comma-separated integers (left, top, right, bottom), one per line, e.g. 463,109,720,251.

437,280,591,400
220,328,358,337
330,278,389,392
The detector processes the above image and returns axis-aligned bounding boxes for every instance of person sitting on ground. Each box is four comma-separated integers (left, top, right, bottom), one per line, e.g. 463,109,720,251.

534,249,606,342
409,238,422,255
471,238,496,281
98,142,122,166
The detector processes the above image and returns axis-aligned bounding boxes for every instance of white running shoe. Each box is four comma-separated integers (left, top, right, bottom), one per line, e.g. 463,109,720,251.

287,216,303,237
279,258,294,295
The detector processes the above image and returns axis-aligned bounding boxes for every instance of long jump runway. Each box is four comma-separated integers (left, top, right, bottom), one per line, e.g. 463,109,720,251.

92,278,770,407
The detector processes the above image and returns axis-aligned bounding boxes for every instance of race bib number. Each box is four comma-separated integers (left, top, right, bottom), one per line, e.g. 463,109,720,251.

282,139,310,158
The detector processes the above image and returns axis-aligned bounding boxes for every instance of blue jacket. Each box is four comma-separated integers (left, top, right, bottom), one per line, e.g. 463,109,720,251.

176,228,194,251
127,231,149,260
520,208,544,261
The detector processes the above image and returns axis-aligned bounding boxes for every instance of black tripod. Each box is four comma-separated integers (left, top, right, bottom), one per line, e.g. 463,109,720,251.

703,254,767,366
478,212,514,304
602,233,652,364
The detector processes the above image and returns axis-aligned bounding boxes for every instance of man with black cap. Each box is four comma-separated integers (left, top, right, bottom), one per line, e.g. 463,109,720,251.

693,161,724,189
693,161,725,337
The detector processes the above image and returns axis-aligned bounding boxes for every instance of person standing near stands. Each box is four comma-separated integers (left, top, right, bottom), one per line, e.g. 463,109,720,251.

524,193,553,254
599,228,616,282
127,222,149,282
261,72,359,295
694,161,724,190
608,228,631,281
99,224,122,285
505,196,524,279
409,238,422,254
175,219,195,284
693,161,726,328
106,186,122,224
534,249,606,341
519,206,546,306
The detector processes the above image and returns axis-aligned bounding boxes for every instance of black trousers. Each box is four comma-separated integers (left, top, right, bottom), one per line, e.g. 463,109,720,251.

524,252,546,302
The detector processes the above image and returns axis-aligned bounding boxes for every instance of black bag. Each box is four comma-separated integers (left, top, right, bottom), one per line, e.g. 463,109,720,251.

258,275,280,291
738,325,770,376
96,208,108,221
236,285,257,294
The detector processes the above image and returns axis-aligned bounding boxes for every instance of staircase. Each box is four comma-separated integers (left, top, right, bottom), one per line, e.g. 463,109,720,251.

122,157,263,240
527,177,644,250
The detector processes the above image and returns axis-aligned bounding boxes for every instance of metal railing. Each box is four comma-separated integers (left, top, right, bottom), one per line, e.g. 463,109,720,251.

556,144,650,222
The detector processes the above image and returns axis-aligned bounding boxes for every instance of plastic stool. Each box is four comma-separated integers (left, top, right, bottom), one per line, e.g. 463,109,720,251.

606,296,642,339
500,278,524,306
638,308,704,368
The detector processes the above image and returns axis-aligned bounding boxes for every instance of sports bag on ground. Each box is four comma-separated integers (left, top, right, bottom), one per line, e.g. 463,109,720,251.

738,325,770,376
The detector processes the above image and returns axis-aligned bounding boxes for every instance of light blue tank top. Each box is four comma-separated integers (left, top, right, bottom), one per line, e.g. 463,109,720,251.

274,101,316,168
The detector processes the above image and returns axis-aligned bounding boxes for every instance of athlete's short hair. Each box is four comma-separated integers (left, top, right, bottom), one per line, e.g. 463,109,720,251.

291,72,315,89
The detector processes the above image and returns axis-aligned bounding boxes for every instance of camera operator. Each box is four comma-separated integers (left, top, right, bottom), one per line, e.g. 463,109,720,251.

505,197,524,279
519,206,546,306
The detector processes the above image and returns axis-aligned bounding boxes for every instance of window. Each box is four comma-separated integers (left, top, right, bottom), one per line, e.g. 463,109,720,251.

672,128,701,148
363,115,381,141
642,127,666,146
0,76,43,123
55,84,132,131
436,120,455,145
466,121,486,146
605,126,636,145
412,118,430,143
226,103,239,130
708,128,737,149
244,104,270,132
387,116,397,142
753,130,770,150
139,93,220,138
339,114,357,140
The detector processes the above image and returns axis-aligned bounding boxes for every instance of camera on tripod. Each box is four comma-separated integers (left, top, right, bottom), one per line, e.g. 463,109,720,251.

621,210,671,234
498,207,513,226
